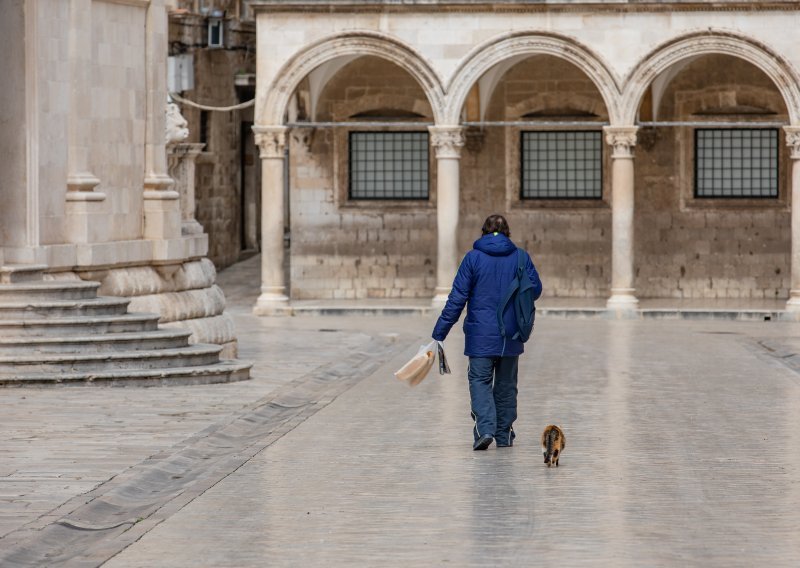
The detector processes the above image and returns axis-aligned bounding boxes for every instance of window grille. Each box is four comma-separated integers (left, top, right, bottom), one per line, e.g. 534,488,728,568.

521,131,603,199
349,132,429,200
695,129,778,198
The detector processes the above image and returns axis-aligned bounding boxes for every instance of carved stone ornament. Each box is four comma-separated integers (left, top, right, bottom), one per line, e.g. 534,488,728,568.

291,127,315,154
429,127,465,159
784,126,800,160
253,126,287,159
604,126,638,159
165,102,190,146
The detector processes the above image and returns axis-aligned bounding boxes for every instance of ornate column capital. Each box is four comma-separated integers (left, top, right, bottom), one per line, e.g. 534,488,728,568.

429,126,465,159
253,125,287,159
604,126,638,159
784,126,800,160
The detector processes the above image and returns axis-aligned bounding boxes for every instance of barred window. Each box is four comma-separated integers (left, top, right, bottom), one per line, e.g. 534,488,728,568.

349,132,429,200
521,131,603,199
695,129,778,198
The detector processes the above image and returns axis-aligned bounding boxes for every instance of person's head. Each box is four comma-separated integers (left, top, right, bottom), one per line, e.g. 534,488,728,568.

481,214,510,238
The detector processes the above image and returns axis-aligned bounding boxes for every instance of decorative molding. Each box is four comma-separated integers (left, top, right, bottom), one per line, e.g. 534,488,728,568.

444,32,622,125
67,173,102,193
785,126,800,160
252,2,800,15
25,0,39,248
264,31,445,126
253,126,288,158
621,30,800,125
604,126,638,159
291,127,316,154
143,174,176,192
429,126,465,159
95,0,150,8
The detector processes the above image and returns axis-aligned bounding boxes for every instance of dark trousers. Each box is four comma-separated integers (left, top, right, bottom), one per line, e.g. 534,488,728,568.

467,356,519,446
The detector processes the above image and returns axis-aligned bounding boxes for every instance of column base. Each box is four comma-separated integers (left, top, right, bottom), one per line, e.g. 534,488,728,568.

181,220,205,236
253,291,292,316
785,291,800,311
606,290,639,319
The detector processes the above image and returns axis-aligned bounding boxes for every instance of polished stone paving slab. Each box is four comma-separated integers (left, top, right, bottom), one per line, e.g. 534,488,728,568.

2,254,800,566
105,317,800,567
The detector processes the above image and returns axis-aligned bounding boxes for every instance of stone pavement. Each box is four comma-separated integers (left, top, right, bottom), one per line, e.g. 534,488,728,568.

2,256,800,566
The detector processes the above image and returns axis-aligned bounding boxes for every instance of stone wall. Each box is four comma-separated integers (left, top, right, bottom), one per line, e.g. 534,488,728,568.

290,57,437,300
288,52,792,300
633,55,791,299
168,10,257,270
460,56,612,298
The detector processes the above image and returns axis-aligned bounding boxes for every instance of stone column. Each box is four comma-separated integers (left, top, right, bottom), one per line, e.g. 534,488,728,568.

430,126,465,306
253,126,290,315
604,126,639,312
142,0,180,240
64,0,105,244
167,143,206,235
785,127,800,311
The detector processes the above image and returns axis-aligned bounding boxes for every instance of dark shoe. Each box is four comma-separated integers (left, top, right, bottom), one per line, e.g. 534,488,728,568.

473,434,494,451
496,442,513,448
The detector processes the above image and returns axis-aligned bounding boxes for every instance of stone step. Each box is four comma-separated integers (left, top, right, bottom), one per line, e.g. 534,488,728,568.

0,281,100,301
0,360,253,387
0,329,192,354
0,344,223,374
0,264,48,284
0,297,131,318
0,313,159,337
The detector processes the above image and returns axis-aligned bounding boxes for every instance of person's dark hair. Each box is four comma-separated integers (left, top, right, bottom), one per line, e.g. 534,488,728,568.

481,214,510,237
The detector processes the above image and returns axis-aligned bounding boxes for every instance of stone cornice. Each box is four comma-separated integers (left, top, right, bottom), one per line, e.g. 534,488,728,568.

250,1,800,14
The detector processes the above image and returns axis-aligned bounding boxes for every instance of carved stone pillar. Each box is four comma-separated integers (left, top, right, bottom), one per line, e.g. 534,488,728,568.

64,0,105,244
167,143,206,236
142,0,179,240
785,127,800,311
253,126,290,315
430,126,465,306
604,126,639,312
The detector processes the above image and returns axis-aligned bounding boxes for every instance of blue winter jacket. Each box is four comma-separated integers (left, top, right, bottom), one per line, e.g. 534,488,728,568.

432,233,543,357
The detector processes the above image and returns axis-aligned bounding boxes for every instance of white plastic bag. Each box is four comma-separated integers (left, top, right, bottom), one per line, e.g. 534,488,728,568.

394,340,436,387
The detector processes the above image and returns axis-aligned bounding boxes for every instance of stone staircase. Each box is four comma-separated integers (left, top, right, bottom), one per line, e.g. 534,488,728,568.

0,265,251,387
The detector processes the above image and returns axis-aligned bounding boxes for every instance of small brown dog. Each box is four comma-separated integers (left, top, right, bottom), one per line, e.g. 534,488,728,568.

541,425,565,467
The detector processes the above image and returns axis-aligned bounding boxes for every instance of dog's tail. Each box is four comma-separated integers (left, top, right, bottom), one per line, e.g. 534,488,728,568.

546,427,557,457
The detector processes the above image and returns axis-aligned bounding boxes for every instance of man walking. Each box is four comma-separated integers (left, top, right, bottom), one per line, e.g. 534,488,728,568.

432,214,542,450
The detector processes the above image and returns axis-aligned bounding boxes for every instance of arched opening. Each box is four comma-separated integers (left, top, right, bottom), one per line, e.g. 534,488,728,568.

456,54,614,298
286,55,437,301
632,54,791,301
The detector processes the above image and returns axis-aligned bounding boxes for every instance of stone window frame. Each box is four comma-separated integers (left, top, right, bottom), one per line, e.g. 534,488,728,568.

333,126,437,211
677,126,789,211
505,126,611,210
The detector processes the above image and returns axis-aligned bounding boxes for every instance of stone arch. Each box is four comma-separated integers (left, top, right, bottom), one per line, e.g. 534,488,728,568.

622,30,800,125
444,32,623,125
261,31,446,126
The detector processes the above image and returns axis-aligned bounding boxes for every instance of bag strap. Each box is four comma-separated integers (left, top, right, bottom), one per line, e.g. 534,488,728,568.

496,249,525,338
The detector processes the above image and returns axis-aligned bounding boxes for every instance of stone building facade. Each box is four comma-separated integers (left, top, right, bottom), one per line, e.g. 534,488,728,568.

250,0,800,314
167,0,260,270
0,0,240,358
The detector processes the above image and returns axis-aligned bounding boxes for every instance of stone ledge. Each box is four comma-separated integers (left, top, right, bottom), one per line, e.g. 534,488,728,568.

1,235,209,272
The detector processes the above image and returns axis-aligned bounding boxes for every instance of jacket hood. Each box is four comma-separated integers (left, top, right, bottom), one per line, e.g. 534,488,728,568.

473,233,517,257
